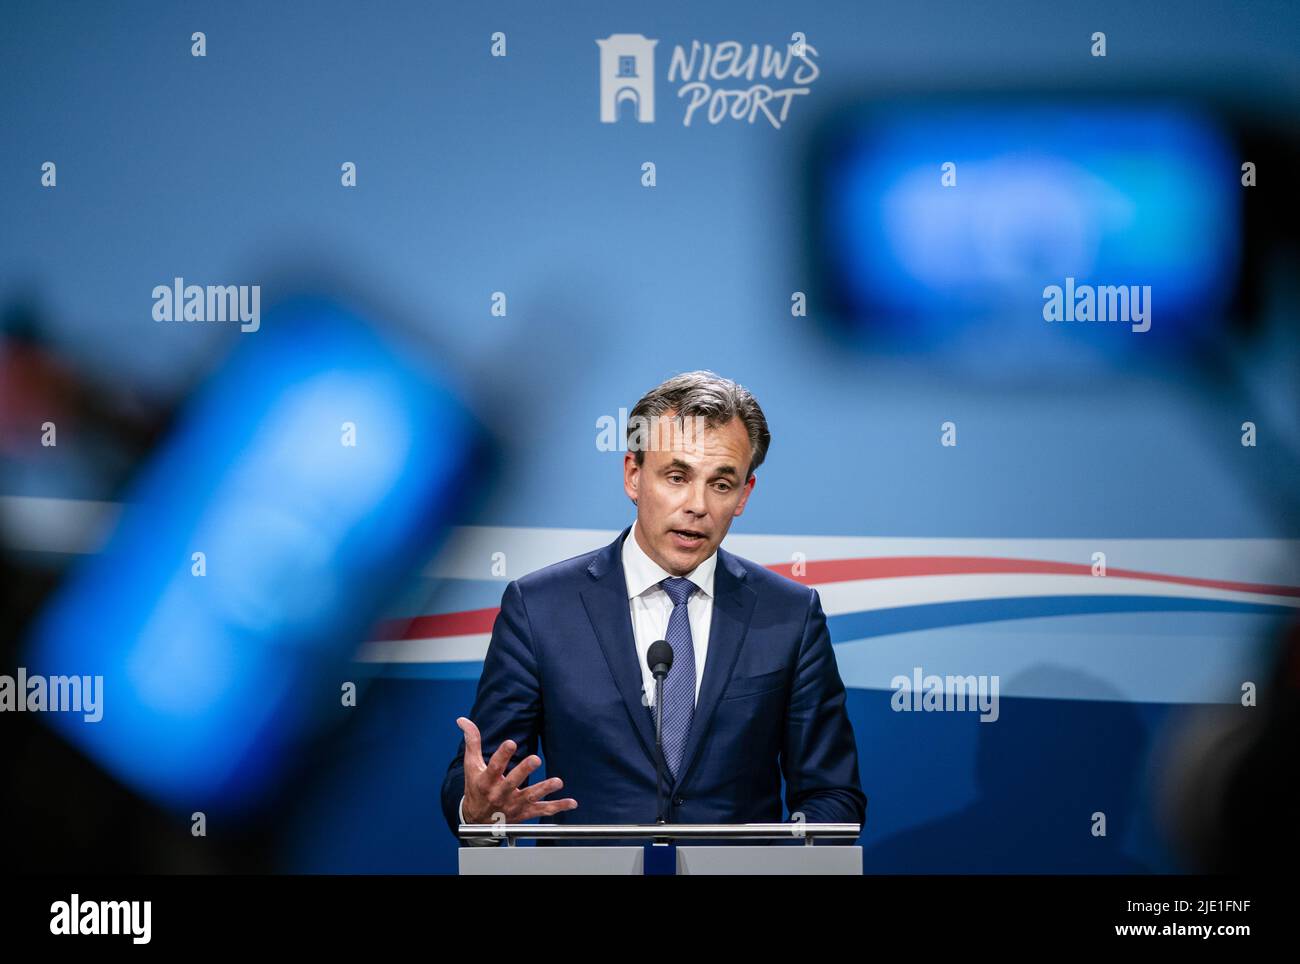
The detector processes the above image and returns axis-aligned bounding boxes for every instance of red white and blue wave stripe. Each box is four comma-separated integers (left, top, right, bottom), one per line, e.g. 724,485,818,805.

359,527,1300,703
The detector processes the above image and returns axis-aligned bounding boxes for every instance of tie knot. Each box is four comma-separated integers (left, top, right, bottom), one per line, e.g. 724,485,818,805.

660,576,696,606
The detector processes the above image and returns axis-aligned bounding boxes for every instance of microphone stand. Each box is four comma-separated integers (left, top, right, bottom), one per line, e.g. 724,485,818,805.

653,673,667,825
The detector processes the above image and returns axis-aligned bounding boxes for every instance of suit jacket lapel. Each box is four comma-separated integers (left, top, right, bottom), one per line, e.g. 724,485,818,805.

580,526,661,772
671,544,756,791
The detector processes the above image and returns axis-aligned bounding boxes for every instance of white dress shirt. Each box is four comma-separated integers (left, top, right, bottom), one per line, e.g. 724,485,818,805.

459,520,718,835
622,518,716,710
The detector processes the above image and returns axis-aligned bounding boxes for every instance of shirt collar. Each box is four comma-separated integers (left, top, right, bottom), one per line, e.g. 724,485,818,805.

622,519,717,601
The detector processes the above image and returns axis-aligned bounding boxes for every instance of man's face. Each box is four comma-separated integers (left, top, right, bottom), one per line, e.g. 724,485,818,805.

623,412,756,576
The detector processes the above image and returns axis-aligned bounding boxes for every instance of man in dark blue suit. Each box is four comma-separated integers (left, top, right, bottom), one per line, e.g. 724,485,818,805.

440,371,866,845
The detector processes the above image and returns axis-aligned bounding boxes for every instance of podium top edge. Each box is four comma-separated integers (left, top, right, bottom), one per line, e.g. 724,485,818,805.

457,822,861,839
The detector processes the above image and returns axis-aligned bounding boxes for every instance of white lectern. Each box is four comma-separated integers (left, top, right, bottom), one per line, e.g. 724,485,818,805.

457,822,862,875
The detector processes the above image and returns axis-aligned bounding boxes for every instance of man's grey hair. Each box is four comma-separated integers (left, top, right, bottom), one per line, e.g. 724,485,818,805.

627,370,771,479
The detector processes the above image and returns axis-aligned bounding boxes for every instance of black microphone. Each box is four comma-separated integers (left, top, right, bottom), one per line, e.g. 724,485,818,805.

646,641,673,825
648,639,673,680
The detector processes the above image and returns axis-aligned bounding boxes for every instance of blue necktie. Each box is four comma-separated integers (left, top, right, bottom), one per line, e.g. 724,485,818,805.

657,576,697,781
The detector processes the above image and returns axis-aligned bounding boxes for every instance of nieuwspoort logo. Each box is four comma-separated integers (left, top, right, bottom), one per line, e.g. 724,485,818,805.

597,32,820,128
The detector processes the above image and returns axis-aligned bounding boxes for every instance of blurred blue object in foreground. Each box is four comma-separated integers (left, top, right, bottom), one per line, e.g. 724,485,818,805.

24,297,486,816
819,100,1241,366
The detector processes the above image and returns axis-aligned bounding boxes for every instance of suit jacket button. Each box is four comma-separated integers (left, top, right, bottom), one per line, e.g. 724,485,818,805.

672,797,684,806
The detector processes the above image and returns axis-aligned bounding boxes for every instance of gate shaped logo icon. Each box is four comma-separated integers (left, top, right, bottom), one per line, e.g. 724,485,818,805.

597,33,658,123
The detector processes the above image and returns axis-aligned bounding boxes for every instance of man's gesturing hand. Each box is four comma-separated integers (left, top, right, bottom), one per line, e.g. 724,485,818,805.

457,717,578,825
